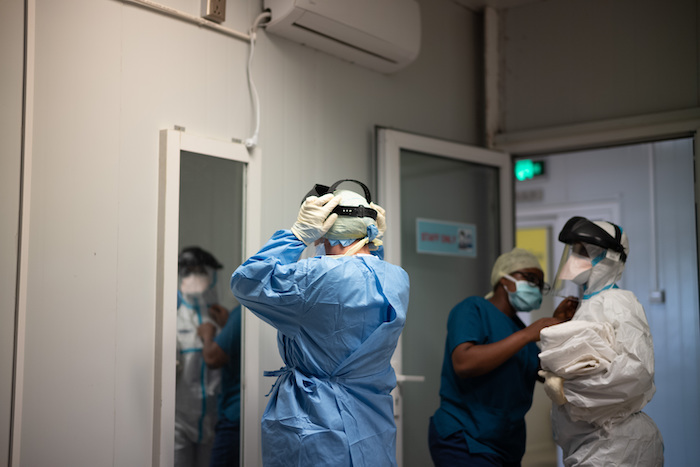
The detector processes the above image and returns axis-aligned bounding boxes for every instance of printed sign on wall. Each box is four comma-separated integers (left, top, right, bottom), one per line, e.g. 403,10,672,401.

416,218,477,258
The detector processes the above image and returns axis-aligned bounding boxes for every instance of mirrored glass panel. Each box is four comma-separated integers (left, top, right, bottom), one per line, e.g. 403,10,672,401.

174,151,244,467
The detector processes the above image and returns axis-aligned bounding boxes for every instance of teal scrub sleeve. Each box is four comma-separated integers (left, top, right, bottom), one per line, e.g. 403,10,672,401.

446,299,489,355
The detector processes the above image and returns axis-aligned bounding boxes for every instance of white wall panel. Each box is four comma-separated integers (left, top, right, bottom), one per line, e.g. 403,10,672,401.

22,1,123,465
252,0,484,454
649,138,700,467
16,0,482,465
0,0,24,464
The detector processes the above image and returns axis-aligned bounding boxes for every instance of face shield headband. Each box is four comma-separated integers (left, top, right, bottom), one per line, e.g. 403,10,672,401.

558,216,627,262
178,247,223,277
302,179,378,221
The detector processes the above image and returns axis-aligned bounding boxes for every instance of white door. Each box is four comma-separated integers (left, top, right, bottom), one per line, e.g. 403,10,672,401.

377,129,513,467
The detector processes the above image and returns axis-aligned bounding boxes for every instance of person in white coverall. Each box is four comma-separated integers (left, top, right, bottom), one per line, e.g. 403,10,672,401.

175,246,224,467
538,216,664,466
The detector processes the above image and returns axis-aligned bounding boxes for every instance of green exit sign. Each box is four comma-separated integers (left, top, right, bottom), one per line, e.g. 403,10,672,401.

514,159,545,181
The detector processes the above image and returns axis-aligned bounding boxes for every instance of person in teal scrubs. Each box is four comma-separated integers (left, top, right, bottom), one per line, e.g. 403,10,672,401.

429,248,577,466
198,305,241,467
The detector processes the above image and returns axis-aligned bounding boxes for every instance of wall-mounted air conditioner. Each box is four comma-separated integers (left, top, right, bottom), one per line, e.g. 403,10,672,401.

263,0,421,74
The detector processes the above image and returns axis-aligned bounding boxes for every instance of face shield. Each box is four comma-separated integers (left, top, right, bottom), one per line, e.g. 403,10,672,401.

177,247,222,312
552,242,605,298
554,216,629,299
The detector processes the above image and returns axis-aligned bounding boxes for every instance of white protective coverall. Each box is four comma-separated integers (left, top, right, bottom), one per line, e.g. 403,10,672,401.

175,269,222,467
539,225,664,466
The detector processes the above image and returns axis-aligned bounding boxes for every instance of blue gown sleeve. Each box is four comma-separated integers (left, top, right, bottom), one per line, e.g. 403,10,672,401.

230,230,309,337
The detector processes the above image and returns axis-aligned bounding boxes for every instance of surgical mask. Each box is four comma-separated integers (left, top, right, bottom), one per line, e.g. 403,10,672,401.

503,274,542,312
559,253,593,285
180,273,211,295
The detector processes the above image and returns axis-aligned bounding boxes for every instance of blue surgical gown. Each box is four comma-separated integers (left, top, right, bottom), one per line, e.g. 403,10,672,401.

230,230,410,467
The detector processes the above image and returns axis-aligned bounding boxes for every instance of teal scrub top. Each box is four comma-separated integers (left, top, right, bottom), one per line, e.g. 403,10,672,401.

214,305,241,424
432,296,540,462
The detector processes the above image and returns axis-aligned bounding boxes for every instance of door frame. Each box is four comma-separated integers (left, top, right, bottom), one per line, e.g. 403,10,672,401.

377,129,514,265
155,130,262,467
376,128,513,466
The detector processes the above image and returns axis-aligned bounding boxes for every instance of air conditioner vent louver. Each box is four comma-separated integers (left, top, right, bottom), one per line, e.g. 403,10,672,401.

264,0,421,74
292,23,399,64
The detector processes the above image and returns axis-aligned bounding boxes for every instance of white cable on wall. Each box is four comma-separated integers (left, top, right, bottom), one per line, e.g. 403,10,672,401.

244,12,272,149
119,1,271,150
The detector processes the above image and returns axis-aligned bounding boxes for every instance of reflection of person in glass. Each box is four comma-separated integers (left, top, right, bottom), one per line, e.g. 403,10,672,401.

198,304,241,467
230,180,410,466
175,247,223,467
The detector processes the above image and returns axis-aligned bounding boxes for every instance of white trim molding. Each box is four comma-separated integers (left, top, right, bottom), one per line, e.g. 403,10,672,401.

493,107,700,156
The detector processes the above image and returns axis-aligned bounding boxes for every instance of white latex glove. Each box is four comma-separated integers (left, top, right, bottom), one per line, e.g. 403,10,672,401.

539,370,567,406
291,193,342,245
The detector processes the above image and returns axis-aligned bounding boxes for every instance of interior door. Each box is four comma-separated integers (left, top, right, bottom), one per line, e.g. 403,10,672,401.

377,129,512,467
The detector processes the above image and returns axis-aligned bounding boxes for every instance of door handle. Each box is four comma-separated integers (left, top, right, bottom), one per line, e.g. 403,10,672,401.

396,374,425,384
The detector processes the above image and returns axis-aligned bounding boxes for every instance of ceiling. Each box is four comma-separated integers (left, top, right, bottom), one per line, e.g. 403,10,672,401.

453,0,543,11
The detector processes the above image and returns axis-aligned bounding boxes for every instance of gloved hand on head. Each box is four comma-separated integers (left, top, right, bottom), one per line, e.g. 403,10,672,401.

538,370,567,406
291,193,343,245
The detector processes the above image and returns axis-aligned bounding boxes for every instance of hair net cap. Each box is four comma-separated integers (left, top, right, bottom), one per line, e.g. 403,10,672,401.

490,248,543,289
324,189,377,241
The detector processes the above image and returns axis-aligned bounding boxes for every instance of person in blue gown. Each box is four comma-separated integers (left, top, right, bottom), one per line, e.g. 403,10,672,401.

230,180,410,467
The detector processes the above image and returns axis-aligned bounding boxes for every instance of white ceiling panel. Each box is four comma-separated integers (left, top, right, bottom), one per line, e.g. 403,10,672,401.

454,0,543,11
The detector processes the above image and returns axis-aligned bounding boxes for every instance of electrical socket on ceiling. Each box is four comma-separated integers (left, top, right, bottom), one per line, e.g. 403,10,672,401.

203,0,226,23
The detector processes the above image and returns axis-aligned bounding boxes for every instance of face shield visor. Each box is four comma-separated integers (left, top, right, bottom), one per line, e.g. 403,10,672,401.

177,247,222,311
552,242,607,299
178,266,219,307
553,215,627,299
